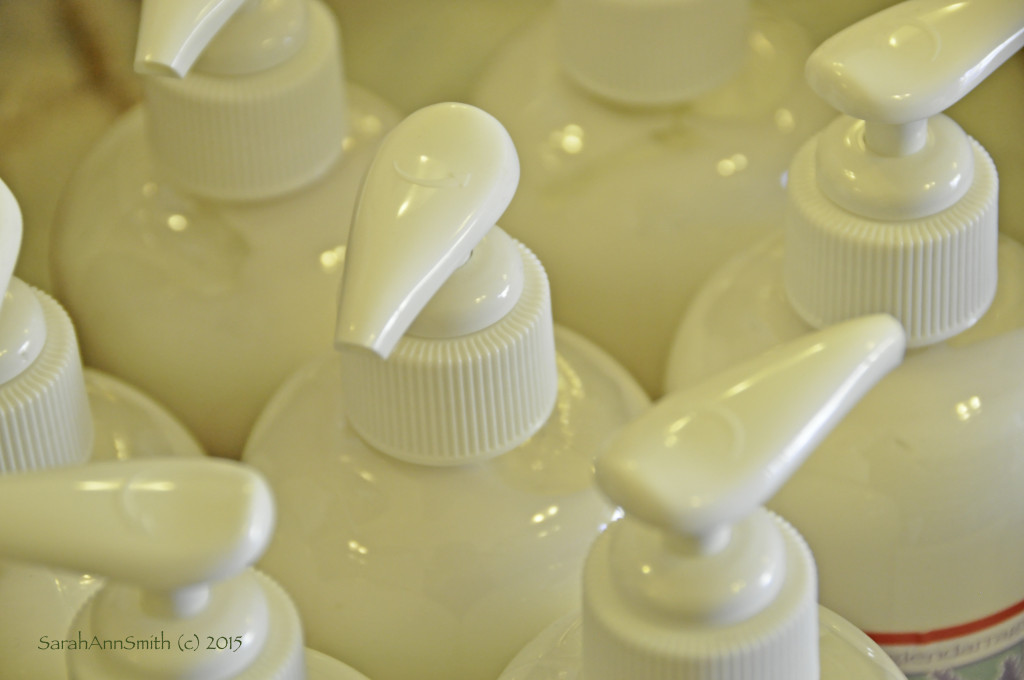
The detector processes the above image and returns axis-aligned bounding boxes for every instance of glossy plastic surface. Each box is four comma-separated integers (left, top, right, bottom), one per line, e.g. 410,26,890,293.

804,0,1024,221
0,370,204,680
806,0,1024,125
0,179,46,383
0,459,273,590
496,607,907,680
336,102,520,358
51,88,399,458
471,4,835,396
666,233,1024,677
135,0,306,77
243,325,649,680
9,460,297,680
575,316,903,679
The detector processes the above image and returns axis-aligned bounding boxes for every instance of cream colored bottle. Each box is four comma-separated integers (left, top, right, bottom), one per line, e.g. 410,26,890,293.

665,2,1024,677
0,459,372,680
242,103,649,680
499,315,908,680
50,0,400,458
470,0,838,396
0,178,206,680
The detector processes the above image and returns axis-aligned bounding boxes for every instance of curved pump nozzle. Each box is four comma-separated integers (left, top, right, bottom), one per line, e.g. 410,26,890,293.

600,314,906,546
0,178,46,385
0,460,303,680
335,103,521,359
582,315,906,680
0,459,272,595
135,0,308,77
0,177,22,319
807,0,1024,219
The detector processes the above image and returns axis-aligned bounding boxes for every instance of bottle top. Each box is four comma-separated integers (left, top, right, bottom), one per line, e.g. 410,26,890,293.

556,0,751,106
0,177,92,473
784,0,1024,346
335,102,558,466
135,0,348,200
582,315,905,679
0,459,308,680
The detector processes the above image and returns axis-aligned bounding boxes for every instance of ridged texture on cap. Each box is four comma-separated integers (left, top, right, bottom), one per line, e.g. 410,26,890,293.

785,136,998,347
339,241,557,466
142,1,347,201
581,513,818,680
0,287,92,473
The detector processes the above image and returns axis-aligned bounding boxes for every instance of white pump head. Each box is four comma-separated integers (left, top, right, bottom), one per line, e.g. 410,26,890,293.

0,459,306,680
0,178,92,473
135,0,347,200
582,315,906,679
784,0,1024,346
335,103,557,465
135,0,308,78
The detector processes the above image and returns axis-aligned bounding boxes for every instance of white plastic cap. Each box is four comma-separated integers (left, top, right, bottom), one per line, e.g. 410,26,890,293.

136,0,347,200
556,0,750,106
0,178,92,474
784,0,1024,346
0,459,306,680
335,102,558,466
582,315,906,680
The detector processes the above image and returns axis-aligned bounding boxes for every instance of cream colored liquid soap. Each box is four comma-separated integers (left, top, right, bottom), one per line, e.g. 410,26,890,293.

0,178,205,680
50,0,400,458
665,1,1024,677
0,458,373,680
499,315,908,680
470,0,837,396
242,103,649,680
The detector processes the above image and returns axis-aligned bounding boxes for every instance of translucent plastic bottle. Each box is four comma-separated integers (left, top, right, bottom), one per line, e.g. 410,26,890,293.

499,315,908,680
243,103,650,680
51,0,400,457
471,0,837,395
666,2,1024,677
0,177,205,680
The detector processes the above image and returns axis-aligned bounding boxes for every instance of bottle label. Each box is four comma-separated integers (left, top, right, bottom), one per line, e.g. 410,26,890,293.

867,600,1024,680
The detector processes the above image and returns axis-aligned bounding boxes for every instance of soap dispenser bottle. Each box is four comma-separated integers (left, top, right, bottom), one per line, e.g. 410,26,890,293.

498,314,908,680
0,177,205,680
0,459,372,679
242,102,649,680
665,1,1024,677
469,0,837,396
50,0,400,458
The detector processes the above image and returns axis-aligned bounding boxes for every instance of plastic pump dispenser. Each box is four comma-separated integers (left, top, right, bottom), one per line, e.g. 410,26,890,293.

243,103,649,680
0,459,370,680
0,177,205,680
133,0,339,200
665,2,1024,677
51,0,399,457
334,102,552,463
783,0,1024,346
471,0,836,396
498,315,908,680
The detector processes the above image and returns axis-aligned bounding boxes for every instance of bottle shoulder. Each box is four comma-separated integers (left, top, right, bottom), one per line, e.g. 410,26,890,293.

667,233,1024,388
245,324,649,483
495,607,905,680
54,81,397,249
84,368,205,461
